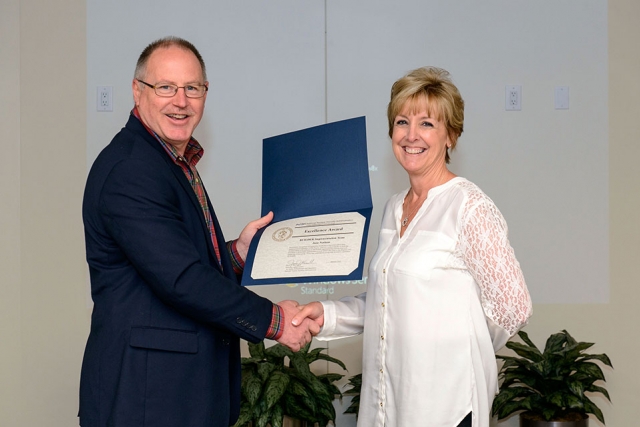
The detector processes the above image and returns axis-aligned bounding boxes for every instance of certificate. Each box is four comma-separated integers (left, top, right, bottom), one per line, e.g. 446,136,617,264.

250,212,366,279
241,117,373,286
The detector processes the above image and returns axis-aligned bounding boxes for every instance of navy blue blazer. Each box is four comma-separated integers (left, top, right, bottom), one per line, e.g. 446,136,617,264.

79,115,274,427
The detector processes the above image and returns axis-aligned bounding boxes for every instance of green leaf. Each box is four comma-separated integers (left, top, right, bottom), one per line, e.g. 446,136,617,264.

586,384,611,402
315,353,348,370
325,382,343,399
318,373,345,384
301,394,318,415
264,370,290,410
347,373,362,386
318,401,337,422
574,362,605,381
249,341,266,359
584,397,605,424
492,386,535,417
517,330,539,350
562,329,578,346
562,393,584,411
546,390,565,409
567,379,585,397
270,404,284,427
298,341,311,354
502,370,540,389
265,343,293,359
307,376,332,399
541,406,559,421
233,402,254,427
493,399,529,419
256,408,271,427
344,373,362,396
496,357,526,370
289,353,315,382
581,353,613,368
284,394,315,421
558,342,595,364
529,361,545,377
241,356,265,366
506,342,543,362
257,361,277,381
305,347,326,363
287,378,310,397
244,373,263,406
543,331,569,355
344,393,361,418
344,405,358,414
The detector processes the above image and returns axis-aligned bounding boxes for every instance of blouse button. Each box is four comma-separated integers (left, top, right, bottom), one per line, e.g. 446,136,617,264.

380,402,383,407
383,269,386,274
381,335,384,340
381,302,385,307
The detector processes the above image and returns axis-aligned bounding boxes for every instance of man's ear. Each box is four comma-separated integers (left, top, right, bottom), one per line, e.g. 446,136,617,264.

132,79,141,106
202,81,209,102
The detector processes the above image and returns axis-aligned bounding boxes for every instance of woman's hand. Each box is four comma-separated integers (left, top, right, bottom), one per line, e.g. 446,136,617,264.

292,301,325,329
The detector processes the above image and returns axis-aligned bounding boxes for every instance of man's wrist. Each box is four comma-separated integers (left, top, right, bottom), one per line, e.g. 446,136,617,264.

265,304,284,340
227,240,245,274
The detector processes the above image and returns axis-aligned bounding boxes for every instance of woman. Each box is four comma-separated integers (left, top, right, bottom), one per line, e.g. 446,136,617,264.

294,67,532,427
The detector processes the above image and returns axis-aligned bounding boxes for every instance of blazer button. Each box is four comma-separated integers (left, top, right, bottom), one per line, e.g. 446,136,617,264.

236,317,243,323
251,326,257,331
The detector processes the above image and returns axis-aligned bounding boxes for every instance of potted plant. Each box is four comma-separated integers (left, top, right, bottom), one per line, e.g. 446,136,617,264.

234,341,347,427
342,373,362,420
492,330,613,426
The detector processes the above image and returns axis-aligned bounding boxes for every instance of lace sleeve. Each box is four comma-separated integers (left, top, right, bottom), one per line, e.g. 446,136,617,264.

457,189,532,337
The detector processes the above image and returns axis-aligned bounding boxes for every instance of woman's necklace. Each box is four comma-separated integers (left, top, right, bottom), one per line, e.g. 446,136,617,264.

401,190,427,228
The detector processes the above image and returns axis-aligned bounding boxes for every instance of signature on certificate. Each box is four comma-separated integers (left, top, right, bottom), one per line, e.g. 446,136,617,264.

286,259,316,268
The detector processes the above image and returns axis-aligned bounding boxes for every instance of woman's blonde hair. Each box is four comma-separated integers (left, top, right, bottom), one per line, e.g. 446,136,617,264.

387,67,464,163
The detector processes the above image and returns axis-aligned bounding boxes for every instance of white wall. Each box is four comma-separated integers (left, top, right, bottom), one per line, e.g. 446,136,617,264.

0,1,22,425
3,0,639,426
1,1,89,426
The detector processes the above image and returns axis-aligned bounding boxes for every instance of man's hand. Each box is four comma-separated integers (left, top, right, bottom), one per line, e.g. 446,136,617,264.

275,300,321,352
236,211,274,261
292,301,325,329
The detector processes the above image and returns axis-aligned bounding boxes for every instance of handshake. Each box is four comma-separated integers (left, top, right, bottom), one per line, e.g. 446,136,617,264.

274,300,325,352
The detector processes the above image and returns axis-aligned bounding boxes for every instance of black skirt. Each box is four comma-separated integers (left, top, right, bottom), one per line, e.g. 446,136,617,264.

456,412,472,427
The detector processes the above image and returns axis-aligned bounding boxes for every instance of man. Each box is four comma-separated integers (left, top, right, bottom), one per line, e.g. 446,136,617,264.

79,37,316,427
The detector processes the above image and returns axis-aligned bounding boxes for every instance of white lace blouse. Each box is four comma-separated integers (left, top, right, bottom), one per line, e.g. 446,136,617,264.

317,177,532,427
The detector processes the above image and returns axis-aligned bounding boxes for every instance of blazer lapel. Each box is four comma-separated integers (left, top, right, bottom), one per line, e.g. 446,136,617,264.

126,116,224,273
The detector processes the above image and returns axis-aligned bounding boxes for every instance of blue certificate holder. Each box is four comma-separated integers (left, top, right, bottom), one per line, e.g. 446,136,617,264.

241,116,372,286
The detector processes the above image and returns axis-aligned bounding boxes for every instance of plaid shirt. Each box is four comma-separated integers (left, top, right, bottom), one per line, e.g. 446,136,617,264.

131,108,282,339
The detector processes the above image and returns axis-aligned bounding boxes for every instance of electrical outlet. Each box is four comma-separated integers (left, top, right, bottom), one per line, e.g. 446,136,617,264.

97,86,113,112
554,86,569,109
505,85,521,111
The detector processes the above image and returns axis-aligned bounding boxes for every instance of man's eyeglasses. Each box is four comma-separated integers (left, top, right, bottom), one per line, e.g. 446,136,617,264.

137,79,208,98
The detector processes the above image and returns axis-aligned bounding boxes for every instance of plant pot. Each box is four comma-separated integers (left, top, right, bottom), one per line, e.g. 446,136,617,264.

520,412,588,427
247,416,319,427
282,416,319,427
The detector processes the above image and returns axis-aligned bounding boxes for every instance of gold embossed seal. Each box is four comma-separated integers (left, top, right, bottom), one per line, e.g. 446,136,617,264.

272,227,293,242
